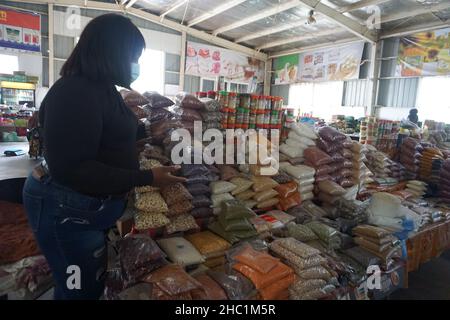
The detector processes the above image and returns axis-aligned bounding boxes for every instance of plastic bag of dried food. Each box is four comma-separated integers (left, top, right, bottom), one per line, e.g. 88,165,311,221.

304,147,333,167
289,157,305,166
233,261,293,290
317,138,343,154
134,211,170,230
230,177,253,195
317,192,341,205
259,273,296,300
301,201,327,218
199,98,221,112
275,182,298,199
231,244,279,274
287,223,318,242
176,92,205,110
253,189,279,202
160,183,193,206
277,193,301,211
157,237,205,267
343,160,353,168
268,210,296,225
291,279,327,296
169,105,202,121
218,165,240,181
143,91,174,109
208,221,240,244
147,107,172,123
306,221,341,246
251,176,279,192
191,207,214,218
257,197,279,209
289,122,317,140
341,148,353,159
210,181,237,195
143,264,201,297
165,214,199,234
191,274,228,300
299,184,314,194
207,269,255,300
243,199,258,209
274,238,321,258
221,199,255,220
186,183,211,196
135,185,159,194
181,164,209,177
167,200,194,217
139,158,162,170
297,266,332,281
218,215,254,232
313,165,334,176
272,172,294,184
352,224,390,239
211,193,234,208
249,216,272,233
118,282,154,300
318,126,346,143
339,177,354,188
186,174,214,185
121,89,149,107
235,189,256,201
119,234,166,284
192,195,212,208
185,231,231,257
329,152,345,163
135,192,168,214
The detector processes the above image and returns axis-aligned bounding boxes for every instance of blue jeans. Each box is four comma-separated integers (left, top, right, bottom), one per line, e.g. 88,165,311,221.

22,174,126,300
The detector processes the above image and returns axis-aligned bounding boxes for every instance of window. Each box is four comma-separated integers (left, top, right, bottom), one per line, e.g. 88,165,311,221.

0,54,19,74
131,49,165,94
288,81,344,121
225,81,249,93
200,77,216,92
417,76,450,123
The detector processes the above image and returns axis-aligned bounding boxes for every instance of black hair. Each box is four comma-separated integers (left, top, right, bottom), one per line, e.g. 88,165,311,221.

61,14,145,88
409,108,418,115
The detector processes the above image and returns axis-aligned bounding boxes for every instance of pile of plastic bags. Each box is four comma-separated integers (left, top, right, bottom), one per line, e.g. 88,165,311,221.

279,122,317,164
440,160,450,202
185,231,231,269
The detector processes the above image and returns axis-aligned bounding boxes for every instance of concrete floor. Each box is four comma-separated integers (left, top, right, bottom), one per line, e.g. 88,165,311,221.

389,250,450,300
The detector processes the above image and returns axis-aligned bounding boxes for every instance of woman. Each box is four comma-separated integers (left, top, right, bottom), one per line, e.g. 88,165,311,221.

22,14,184,300
408,108,419,125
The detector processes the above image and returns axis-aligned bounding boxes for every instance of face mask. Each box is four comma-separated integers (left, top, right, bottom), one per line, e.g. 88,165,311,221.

131,62,140,83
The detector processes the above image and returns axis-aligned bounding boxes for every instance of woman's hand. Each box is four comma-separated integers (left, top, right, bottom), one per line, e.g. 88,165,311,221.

151,166,186,187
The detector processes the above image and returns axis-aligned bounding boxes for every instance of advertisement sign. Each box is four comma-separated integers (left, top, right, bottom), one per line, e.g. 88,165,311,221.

298,42,364,82
274,54,299,85
0,7,41,52
397,27,450,77
185,41,264,83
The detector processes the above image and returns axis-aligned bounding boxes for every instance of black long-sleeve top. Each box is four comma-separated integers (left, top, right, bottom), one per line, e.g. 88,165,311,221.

39,76,153,196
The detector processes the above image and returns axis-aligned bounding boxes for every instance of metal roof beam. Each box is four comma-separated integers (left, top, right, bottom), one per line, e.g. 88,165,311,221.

125,0,138,9
381,2,450,24
235,18,329,43
256,28,337,50
12,0,267,60
160,0,189,19
212,0,302,36
339,0,391,13
296,0,377,43
187,0,247,27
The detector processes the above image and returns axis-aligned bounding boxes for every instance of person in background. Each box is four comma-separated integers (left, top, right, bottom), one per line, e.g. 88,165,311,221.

408,108,419,125
22,14,185,300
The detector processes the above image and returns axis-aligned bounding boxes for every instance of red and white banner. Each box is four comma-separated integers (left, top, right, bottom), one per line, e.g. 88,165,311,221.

0,7,41,52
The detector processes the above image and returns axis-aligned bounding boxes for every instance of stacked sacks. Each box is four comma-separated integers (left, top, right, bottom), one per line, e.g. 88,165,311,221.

317,126,354,188
440,160,450,202
399,137,424,180
185,231,232,269
388,160,406,182
142,91,174,138
134,159,170,231
405,180,428,198
351,225,401,269
419,147,444,181
304,146,333,184
232,244,295,300
160,182,200,235
269,238,336,300
351,141,374,188
230,176,255,209
316,180,346,207
305,221,342,251
281,164,316,202
190,273,228,300
275,181,301,212
199,98,222,130
208,200,258,245
210,180,237,214
251,176,280,210
363,145,393,180
279,122,318,164
120,89,149,119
